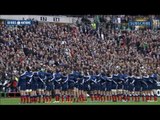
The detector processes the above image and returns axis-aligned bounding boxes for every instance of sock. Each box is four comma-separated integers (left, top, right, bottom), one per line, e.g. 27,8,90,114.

66,95,69,102
132,95,134,101
20,96,23,103
30,96,33,103
135,95,137,102
149,95,152,101
142,95,145,102
146,95,148,102
23,95,27,103
117,95,120,101
94,94,97,101
99,95,102,101
62,95,64,102
58,94,60,101
138,95,140,102
82,94,85,102
154,95,157,101
26,95,29,103
115,95,117,102
109,96,112,101
106,96,109,101
68,95,71,102
34,96,37,103
103,95,105,102
127,95,130,101
91,94,94,101
71,95,74,102
43,95,45,103
112,95,114,102
38,95,41,103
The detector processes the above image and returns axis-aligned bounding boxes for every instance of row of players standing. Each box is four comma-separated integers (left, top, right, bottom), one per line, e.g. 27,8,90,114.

18,67,158,103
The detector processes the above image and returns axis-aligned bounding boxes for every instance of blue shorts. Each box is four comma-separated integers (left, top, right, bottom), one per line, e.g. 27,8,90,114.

31,84,38,90
135,86,141,91
117,84,123,89
112,84,117,89
84,84,90,91
106,86,112,91
68,83,74,89
78,84,84,90
62,84,68,91
20,85,26,90
100,84,106,91
46,85,53,91
74,83,79,88
128,85,134,91
124,85,128,90
90,84,97,91
54,84,61,89
26,83,31,89
38,83,45,89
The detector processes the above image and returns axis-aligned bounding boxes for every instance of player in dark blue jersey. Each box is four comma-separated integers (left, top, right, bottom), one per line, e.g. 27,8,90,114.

29,72,39,103
53,69,62,103
61,71,68,103
105,71,112,102
133,72,142,102
45,70,54,103
90,71,97,102
99,71,106,102
121,71,129,101
73,70,80,102
18,73,27,103
127,72,135,102
68,71,75,102
77,71,85,102
116,71,125,102
18,67,32,103
37,70,46,103
83,71,91,102
141,72,149,102
24,68,33,103
95,70,102,102
149,71,158,102
112,70,118,102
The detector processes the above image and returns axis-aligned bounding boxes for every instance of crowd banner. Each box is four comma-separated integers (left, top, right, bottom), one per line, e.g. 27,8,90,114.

0,15,74,23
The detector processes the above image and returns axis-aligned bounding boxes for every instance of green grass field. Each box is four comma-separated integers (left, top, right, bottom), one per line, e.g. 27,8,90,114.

1,97,160,105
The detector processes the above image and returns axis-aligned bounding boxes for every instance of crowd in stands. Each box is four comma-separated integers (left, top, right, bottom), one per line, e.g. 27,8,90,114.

0,15,160,92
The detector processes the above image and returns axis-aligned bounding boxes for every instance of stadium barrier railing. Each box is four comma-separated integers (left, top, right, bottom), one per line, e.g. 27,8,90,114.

0,92,20,98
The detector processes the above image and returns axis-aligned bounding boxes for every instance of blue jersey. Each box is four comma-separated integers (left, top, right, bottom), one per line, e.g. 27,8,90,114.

117,74,125,84
112,74,119,81
150,74,157,80
45,72,54,84
18,75,27,86
99,74,106,85
95,73,101,81
133,76,142,91
83,75,91,85
61,75,68,85
38,71,46,80
68,73,75,81
78,74,84,85
30,72,39,84
90,75,97,85
128,76,135,84
18,71,33,86
36,71,46,85
54,72,62,85
133,76,142,86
